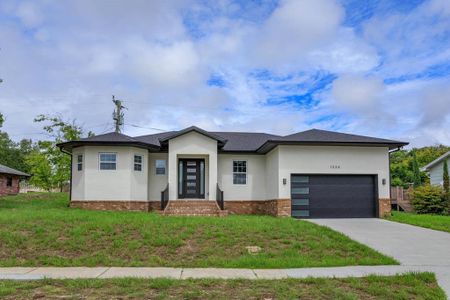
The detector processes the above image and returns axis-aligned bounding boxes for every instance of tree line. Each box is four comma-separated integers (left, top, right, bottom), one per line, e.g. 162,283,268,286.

0,112,92,191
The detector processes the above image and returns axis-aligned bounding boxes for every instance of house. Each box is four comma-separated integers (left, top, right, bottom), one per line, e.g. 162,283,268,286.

422,151,450,186
0,164,31,196
57,126,407,218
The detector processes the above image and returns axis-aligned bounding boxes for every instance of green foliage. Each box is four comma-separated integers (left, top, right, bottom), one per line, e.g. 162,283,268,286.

390,145,450,188
26,115,89,191
411,185,448,215
0,112,34,173
412,150,421,187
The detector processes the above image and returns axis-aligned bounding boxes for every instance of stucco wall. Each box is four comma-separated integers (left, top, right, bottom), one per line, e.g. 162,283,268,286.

72,146,148,201
429,159,449,186
217,154,266,200
168,132,218,200
265,147,280,200
276,145,390,199
148,153,169,200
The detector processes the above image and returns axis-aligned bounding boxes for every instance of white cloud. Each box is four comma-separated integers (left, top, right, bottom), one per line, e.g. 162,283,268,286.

332,75,384,112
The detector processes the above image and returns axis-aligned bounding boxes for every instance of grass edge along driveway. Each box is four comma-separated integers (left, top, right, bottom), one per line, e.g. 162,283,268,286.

388,211,450,233
0,192,398,268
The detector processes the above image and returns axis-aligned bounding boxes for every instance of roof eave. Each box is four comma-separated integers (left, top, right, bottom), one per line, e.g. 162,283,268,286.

256,140,409,153
57,141,161,153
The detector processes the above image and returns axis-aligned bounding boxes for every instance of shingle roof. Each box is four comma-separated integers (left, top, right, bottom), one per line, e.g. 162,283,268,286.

276,129,403,144
211,132,281,151
0,164,30,177
422,151,450,171
78,132,138,143
58,127,408,153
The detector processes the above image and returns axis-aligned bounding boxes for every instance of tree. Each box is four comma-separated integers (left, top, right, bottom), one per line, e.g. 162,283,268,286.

390,146,450,188
412,150,422,187
26,115,92,191
444,159,450,212
0,112,33,173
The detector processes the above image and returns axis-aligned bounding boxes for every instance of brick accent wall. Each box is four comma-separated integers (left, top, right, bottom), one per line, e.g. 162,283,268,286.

70,200,151,211
0,174,20,197
225,199,291,217
378,198,391,218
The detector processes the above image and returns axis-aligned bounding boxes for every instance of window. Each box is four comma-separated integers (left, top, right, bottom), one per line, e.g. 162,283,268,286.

134,155,143,171
77,154,83,171
99,153,117,170
6,177,12,187
156,159,166,175
233,160,247,185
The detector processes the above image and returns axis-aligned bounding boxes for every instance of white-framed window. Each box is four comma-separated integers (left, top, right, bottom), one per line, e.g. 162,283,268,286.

77,154,83,171
134,155,143,171
155,159,166,175
99,153,117,170
233,160,247,185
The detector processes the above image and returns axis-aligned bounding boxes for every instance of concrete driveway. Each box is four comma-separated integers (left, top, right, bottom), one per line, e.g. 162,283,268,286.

309,218,450,297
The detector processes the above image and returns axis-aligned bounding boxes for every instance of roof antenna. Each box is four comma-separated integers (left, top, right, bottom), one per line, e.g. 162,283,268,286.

112,95,127,133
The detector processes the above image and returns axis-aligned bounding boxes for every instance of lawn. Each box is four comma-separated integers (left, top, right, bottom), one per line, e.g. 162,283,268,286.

0,193,397,268
0,273,445,299
388,211,450,233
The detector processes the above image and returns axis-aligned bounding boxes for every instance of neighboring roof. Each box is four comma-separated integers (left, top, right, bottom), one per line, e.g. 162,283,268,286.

422,151,450,171
58,127,408,153
0,164,30,177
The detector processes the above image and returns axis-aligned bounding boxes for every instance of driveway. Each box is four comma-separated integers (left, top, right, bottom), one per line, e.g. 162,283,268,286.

309,218,450,297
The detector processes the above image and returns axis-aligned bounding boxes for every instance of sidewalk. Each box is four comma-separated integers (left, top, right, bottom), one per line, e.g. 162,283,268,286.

0,265,448,280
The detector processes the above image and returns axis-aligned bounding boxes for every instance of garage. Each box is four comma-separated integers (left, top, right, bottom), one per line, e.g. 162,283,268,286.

291,175,377,218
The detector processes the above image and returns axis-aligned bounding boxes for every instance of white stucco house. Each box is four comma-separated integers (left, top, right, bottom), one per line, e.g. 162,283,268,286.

58,126,407,218
422,151,450,186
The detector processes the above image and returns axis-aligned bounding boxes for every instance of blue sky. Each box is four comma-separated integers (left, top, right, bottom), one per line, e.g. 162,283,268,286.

0,0,449,146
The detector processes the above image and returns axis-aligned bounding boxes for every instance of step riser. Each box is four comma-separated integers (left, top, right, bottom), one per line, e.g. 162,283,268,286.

163,200,227,217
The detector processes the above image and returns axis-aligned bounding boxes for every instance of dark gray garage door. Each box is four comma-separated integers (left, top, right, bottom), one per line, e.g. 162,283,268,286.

291,175,377,218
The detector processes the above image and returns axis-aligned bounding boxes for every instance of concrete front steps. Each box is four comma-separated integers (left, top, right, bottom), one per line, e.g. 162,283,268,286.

163,200,228,216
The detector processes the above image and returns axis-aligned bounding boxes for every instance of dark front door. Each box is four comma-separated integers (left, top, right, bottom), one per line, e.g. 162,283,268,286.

291,175,377,218
179,159,205,199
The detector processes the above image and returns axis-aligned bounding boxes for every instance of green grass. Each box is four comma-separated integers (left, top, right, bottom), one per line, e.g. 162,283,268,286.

388,211,450,233
0,273,445,299
0,193,398,268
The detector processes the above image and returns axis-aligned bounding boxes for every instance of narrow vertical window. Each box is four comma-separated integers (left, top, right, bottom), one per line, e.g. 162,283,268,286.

99,153,117,170
155,159,166,175
6,177,13,187
134,155,143,171
233,160,247,185
77,154,83,171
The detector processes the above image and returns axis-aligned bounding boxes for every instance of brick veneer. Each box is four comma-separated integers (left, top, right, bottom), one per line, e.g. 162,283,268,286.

225,199,291,217
70,200,151,211
0,174,20,197
378,198,392,218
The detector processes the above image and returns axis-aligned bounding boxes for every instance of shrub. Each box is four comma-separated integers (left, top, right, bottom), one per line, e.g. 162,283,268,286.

411,185,448,215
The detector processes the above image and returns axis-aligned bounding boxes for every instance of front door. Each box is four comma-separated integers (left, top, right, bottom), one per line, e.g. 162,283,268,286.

179,159,205,199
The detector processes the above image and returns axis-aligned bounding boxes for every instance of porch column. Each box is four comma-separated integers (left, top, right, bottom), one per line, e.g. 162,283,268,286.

209,151,217,200
168,149,177,200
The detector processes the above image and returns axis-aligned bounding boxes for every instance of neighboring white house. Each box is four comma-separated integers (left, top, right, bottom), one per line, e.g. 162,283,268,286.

422,151,450,186
58,126,407,218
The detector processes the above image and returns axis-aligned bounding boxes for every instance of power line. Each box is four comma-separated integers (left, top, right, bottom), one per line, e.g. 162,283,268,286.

124,123,167,132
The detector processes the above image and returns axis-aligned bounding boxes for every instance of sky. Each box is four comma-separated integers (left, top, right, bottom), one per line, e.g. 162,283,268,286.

0,0,449,147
